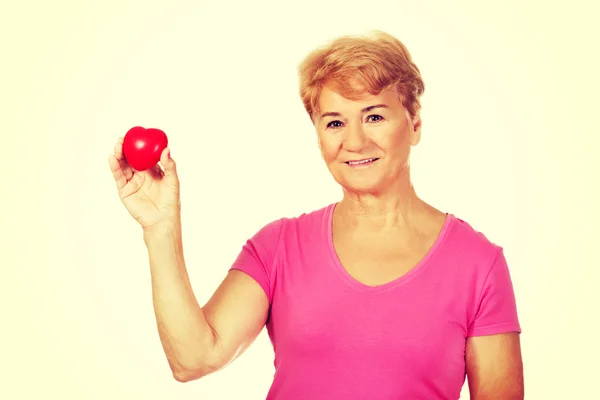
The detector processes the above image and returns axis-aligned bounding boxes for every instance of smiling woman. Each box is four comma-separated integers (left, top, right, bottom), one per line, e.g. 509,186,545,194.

108,30,523,400
313,85,420,196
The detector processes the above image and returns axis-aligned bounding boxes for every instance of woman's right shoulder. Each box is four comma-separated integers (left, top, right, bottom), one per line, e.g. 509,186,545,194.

230,203,333,299
244,203,334,256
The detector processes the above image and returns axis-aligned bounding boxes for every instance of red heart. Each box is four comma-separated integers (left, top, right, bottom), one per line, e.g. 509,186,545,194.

122,126,168,171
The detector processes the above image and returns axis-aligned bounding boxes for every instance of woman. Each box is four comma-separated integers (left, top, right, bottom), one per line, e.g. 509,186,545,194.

108,30,524,399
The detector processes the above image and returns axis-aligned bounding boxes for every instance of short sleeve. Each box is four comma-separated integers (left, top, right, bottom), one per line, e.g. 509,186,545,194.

229,218,283,304
467,248,522,337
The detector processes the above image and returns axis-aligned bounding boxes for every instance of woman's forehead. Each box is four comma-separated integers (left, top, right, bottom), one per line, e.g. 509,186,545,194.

318,85,401,113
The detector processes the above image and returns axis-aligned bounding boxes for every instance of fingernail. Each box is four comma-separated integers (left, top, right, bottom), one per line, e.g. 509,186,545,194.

168,150,171,159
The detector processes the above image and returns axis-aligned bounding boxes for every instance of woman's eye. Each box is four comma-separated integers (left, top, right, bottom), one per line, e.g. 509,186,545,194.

367,114,384,122
327,120,343,129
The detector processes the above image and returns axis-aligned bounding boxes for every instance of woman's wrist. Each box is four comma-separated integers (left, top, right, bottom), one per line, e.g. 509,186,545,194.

143,217,182,244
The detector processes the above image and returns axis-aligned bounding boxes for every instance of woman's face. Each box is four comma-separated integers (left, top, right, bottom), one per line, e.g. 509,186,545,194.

314,84,421,195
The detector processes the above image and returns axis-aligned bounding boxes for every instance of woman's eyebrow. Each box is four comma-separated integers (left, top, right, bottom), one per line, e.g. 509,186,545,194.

319,104,389,119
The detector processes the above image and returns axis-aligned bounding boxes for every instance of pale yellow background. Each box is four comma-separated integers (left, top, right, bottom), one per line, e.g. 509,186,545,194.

2,0,598,399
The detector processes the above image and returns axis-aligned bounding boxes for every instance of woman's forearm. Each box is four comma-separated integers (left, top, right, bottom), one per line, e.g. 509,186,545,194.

143,219,217,380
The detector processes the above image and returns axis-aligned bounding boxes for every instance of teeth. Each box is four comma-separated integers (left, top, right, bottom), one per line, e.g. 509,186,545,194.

348,158,375,165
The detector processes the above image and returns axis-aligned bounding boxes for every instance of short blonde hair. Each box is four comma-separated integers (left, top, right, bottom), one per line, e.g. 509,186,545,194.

298,30,425,121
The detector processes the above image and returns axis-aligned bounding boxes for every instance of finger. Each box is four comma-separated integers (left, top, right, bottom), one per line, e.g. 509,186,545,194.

120,159,134,181
119,172,143,199
159,147,179,189
108,154,128,190
113,137,125,160
113,137,134,180
160,148,177,177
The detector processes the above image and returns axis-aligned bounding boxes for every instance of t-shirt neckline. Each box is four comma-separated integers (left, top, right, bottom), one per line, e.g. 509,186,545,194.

324,202,455,293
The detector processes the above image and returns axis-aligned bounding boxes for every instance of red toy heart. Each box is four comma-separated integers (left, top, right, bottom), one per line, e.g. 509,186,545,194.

122,126,168,171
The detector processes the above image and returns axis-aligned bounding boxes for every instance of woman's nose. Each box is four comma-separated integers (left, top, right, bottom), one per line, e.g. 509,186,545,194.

343,123,368,151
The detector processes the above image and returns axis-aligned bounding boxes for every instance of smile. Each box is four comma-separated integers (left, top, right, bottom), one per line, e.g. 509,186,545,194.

345,158,379,166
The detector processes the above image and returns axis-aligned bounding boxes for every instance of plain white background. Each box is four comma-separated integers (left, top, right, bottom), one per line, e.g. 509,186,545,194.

3,0,598,398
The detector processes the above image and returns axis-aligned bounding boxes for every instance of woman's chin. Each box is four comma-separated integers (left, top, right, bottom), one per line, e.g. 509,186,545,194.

338,178,385,195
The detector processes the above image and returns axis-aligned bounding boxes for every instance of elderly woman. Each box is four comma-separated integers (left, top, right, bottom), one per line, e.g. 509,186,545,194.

108,30,523,399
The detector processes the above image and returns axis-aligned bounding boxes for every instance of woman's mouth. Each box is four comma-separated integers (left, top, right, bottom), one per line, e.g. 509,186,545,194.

345,158,379,167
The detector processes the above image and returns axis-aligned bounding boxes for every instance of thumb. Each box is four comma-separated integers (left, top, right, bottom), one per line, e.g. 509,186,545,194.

160,147,179,183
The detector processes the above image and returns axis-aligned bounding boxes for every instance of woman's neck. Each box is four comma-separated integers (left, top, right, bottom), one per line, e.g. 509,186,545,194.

336,183,430,231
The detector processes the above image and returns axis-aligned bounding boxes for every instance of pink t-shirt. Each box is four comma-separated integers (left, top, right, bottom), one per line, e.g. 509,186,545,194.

230,203,521,400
